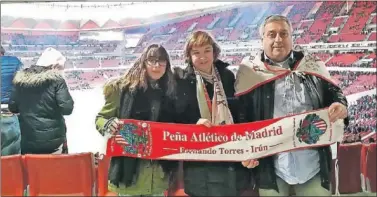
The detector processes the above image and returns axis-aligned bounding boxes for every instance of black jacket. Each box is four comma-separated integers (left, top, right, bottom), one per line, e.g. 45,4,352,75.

173,60,250,196
9,67,74,154
99,77,178,188
238,51,349,192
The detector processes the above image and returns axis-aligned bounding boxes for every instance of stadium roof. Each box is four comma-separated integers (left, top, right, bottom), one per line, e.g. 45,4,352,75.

1,16,161,30
1,2,239,30
1,2,242,30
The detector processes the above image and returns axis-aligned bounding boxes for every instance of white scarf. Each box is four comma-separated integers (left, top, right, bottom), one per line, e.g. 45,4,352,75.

195,66,234,125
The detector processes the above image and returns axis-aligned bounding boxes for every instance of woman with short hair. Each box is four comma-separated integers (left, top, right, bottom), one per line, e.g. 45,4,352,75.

173,30,250,196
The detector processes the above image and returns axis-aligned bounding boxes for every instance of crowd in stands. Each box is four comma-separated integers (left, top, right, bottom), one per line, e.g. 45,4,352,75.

344,94,377,143
2,40,119,57
65,69,127,90
347,94,376,133
6,34,78,45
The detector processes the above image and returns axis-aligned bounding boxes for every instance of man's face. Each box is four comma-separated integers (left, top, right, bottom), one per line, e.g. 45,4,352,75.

262,20,293,63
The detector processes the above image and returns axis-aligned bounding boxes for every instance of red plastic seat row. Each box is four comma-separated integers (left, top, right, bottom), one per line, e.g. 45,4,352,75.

1,153,106,196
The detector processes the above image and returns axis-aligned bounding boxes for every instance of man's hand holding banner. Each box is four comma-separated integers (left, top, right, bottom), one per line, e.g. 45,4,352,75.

105,108,345,161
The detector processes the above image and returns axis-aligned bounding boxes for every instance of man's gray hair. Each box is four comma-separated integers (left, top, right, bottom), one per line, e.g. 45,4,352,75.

259,15,293,38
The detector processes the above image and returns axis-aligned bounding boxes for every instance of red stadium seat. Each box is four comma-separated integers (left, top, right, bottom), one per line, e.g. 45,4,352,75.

366,143,376,193
360,144,369,191
1,155,26,196
24,153,95,196
337,144,362,194
97,155,117,196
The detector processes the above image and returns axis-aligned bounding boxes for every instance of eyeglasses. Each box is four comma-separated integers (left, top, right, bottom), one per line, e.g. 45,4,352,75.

265,31,289,39
147,59,167,67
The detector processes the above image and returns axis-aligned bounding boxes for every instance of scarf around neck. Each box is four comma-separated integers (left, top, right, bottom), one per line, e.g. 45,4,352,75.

194,65,234,125
235,51,337,96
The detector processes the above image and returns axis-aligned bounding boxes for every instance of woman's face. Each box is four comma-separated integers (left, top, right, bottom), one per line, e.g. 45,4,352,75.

190,44,214,73
145,57,167,80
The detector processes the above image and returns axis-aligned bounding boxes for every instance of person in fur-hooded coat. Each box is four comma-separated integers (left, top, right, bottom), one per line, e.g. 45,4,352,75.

95,44,178,196
9,48,74,154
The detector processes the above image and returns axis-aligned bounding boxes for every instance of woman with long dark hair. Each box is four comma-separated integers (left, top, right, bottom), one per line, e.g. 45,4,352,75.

95,44,178,196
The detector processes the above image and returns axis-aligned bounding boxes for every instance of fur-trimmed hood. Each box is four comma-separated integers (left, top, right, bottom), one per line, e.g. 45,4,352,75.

102,77,123,98
13,69,64,87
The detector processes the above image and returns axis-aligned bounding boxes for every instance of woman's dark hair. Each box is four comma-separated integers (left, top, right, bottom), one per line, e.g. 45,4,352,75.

119,44,176,98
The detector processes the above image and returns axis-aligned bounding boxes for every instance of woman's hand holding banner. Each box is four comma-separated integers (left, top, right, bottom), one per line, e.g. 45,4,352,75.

105,108,345,162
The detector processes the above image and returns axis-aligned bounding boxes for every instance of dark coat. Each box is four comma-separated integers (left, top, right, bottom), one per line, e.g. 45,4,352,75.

237,51,349,192
173,60,251,196
9,67,74,154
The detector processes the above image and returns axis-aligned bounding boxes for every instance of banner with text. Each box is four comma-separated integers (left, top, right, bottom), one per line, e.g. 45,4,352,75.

105,108,344,161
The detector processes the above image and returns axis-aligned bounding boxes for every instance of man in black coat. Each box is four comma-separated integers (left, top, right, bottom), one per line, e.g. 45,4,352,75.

236,15,348,196
9,47,74,154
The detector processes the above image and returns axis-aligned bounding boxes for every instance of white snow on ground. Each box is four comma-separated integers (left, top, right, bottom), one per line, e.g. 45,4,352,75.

65,87,107,154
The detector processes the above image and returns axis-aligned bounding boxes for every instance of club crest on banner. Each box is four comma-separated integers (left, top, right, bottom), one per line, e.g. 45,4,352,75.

118,122,152,157
296,113,327,144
